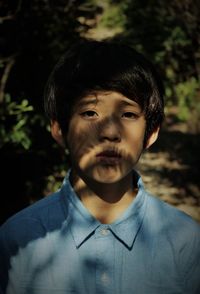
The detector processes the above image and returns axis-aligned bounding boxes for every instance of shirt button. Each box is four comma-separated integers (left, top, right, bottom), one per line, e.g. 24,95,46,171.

100,228,109,236
101,272,110,284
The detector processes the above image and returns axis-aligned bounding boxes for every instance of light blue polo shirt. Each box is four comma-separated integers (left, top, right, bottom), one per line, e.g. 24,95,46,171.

0,170,200,294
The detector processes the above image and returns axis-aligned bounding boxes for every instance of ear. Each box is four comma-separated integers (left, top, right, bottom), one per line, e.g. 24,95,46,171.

145,126,160,149
50,121,65,148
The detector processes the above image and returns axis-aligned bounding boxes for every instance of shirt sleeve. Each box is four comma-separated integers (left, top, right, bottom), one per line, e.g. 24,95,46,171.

0,215,48,294
181,221,200,293
0,224,10,294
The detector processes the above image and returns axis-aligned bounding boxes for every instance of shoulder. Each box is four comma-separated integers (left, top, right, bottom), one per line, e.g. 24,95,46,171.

2,189,64,225
0,187,71,291
145,192,200,257
145,192,200,233
143,192,200,292
0,188,69,251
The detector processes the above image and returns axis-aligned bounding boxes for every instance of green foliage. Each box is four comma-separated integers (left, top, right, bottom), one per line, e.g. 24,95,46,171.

175,77,199,121
0,94,34,150
114,0,200,128
163,26,191,51
99,2,126,29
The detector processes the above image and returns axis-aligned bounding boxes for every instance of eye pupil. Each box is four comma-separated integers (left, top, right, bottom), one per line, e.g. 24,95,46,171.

122,112,139,119
86,111,95,116
81,110,97,118
125,112,134,117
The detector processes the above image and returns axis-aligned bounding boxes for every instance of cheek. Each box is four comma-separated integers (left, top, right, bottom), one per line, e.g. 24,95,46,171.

125,125,146,148
67,121,96,158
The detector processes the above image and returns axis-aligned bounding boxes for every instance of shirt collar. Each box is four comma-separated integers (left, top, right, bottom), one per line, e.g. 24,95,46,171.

61,170,147,249
110,177,147,248
61,173,100,248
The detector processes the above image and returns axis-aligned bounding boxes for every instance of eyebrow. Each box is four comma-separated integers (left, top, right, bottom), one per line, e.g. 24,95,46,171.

76,96,141,110
77,98,98,107
118,100,140,108
78,98,139,106
118,100,143,114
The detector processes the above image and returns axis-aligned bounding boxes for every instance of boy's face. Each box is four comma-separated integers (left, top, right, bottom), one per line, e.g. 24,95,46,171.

52,91,158,185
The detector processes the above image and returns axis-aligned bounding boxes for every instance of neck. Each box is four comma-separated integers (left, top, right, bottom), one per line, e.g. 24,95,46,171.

70,171,138,224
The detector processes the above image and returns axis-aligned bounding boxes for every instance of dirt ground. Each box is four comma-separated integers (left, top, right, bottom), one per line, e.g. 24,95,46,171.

137,120,200,223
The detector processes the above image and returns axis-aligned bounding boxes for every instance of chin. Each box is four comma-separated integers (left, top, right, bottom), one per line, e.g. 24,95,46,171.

89,165,130,184
94,176,121,184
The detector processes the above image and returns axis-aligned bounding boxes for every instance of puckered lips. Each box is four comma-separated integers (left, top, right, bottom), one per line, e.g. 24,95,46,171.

96,149,122,164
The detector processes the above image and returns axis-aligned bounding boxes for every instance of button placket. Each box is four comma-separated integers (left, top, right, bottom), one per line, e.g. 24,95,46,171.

101,272,110,284
95,225,114,293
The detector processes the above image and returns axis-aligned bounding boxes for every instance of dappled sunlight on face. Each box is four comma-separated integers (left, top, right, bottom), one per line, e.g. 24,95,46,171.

66,91,146,185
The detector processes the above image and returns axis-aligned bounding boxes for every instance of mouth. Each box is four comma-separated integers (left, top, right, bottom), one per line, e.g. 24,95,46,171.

96,149,122,164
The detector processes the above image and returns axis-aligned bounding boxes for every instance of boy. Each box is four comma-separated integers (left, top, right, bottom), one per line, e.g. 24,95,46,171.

0,40,200,294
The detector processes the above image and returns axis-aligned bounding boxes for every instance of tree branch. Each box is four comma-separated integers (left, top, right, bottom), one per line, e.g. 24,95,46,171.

0,0,22,24
0,57,16,104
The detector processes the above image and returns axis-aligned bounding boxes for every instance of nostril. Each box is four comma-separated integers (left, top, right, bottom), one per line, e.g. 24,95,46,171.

99,130,121,142
101,136,120,142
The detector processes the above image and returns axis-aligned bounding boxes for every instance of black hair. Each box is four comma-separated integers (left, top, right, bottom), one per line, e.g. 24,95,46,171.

44,39,164,145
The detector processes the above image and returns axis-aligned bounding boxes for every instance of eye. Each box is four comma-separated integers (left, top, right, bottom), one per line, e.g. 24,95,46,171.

122,112,138,119
80,110,98,118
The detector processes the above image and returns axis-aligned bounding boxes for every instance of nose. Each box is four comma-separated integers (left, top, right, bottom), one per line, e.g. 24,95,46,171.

98,117,121,143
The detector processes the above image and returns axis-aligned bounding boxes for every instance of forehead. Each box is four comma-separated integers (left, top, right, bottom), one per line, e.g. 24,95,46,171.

75,91,141,108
